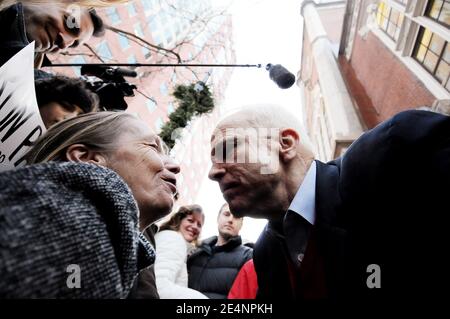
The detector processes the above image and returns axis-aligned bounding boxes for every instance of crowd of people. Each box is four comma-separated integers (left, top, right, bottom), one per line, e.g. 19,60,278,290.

1,0,450,302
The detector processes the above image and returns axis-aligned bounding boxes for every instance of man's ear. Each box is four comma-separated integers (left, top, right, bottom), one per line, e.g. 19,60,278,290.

279,128,299,162
65,144,107,166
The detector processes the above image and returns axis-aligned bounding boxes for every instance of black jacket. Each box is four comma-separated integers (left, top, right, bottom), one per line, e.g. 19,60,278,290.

0,3,29,67
0,3,51,76
187,235,253,299
254,110,450,301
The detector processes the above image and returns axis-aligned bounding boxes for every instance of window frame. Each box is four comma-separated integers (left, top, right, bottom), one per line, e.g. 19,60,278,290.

412,26,450,92
376,1,405,42
424,0,450,28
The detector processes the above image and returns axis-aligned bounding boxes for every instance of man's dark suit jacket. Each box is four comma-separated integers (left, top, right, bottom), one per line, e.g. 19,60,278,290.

254,110,450,301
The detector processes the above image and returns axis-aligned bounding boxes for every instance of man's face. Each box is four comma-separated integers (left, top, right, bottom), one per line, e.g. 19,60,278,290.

39,102,82,128
208,123,281,219
217,205,243,239
23,4,94,53
106,118,180,228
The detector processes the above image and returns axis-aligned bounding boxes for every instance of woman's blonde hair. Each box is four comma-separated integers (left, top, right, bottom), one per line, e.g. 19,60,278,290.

0,0,130,10
159,205,205,245
26,111,137,164
159,205,204,232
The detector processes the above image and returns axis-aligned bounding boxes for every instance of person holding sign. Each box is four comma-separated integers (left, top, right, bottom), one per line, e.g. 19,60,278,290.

0,111,180,298
0,2,105,67
35,75,99,128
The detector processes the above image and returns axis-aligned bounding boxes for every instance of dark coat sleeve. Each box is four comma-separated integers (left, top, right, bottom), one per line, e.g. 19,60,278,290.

340,110,450,200
336,110,450,297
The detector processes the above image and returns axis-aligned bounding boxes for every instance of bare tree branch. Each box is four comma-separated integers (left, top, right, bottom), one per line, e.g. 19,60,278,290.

59,52,96,58
83,43,105,63
106,24,182,63
62,1,234,87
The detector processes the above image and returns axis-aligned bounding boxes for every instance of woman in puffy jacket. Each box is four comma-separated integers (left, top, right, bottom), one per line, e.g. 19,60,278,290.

154,205,208,299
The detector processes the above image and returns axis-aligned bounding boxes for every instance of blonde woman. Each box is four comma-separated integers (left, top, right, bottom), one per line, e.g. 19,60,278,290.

154,205,208,299
0,112,180,298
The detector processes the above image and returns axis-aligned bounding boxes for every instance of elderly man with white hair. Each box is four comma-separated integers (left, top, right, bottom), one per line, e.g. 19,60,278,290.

208,104,450,301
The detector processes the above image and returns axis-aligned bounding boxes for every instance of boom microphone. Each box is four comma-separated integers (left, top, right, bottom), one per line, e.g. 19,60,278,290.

266,64,296,89
113,67,138,78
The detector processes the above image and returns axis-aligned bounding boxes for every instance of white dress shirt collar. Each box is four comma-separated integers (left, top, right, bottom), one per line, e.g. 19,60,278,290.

287,161,317,225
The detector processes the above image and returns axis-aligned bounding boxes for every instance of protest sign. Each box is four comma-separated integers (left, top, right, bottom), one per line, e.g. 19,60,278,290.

0,42,46,171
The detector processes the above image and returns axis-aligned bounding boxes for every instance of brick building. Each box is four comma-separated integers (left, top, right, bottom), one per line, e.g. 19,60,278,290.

46,0,236,205
298,0,449,161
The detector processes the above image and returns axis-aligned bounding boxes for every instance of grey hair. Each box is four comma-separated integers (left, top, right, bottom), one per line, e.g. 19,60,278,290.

25,111,138,164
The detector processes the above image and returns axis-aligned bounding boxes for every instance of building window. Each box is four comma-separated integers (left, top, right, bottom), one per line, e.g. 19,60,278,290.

413,27,450,92
141,46,152,59
134,23,144,38
216,48,226,64
128,54,137,63
128,54,137,69
159,10,169,25
160,83,169,96
141,0,154,12
168,102,175,114
127,3,137,17
148,14,160,32
167,5,176,17
152,33,163,47
146,99,157,112
425,0,450,27
376,1,404,42
118,34,130,49
97,42,113,60
155,117,164,132
395,0,408,5
106,7,121,25
71,56,86,76
164,27,174,44
175,22,182,35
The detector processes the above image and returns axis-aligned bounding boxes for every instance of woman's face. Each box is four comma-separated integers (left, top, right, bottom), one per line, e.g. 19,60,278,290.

179,212,204,243
105,118,180,229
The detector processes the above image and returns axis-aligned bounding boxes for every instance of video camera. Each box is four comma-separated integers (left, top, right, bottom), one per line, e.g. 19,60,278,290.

81,65,138,111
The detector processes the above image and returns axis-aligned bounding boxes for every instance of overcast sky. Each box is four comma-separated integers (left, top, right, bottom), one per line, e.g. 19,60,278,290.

195,0,304,242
